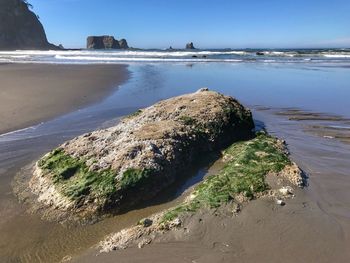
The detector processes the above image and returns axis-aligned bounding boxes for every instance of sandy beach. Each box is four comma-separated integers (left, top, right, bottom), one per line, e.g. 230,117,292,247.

1,0,350,262
0,63,128,135
0,62,350,263
75,189,349,263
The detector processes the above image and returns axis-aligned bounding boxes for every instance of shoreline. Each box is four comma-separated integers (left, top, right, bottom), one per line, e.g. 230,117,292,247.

0,63,129,135
1,62,350,262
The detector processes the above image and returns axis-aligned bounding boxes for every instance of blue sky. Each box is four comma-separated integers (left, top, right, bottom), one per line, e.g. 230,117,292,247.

30,0,350,49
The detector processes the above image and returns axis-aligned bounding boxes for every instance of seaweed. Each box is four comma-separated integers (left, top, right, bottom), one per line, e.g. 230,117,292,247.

161,133,290,223
38,149,117,201
120,168,154,189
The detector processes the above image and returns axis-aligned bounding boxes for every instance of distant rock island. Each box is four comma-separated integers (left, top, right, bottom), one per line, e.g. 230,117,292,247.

87,36,129,49
186,42,195,49
0,0,59,50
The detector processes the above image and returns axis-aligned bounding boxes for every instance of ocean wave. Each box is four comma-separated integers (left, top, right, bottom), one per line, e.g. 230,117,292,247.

7,55,30,58
54,55,244,62
323,54,350,58
0,124,39,139
1,49,350,64
0,50,248,57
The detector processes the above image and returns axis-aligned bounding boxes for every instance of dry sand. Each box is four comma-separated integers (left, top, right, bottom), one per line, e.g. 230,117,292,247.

0,63,128,134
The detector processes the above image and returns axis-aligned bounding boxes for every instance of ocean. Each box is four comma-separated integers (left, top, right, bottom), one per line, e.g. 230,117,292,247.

1,48,350,64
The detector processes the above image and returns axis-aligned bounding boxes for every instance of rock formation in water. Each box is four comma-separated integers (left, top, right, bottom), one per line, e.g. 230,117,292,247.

0,0,58,50
87,35,129,49
186,42,195,49
86,36,119,49
28,89,254,221
118,39,128,49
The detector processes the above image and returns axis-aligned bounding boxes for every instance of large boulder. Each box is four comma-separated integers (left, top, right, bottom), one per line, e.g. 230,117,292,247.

0,0,58,50
87,35,128,49
186,42,195,49
29,89,254,221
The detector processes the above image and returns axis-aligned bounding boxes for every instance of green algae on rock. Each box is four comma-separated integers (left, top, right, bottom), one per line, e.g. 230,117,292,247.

161,132,297,223
99,132,305,252
29,89,254,221
38,149,116,202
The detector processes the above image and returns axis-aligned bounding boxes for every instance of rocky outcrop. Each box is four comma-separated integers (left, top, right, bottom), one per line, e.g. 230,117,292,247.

99,132,305,252
29,89,254,221
87,35,129,49
118,38,128,49
86,36,119,49
186,42,195,49
0,0,58,50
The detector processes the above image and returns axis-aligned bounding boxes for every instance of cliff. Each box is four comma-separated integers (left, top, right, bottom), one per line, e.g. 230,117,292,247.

0,0,58,50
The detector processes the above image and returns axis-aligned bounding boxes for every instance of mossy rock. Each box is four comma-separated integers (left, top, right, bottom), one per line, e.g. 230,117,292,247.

161,132,291,223
30,90,255,220
39,149,117,203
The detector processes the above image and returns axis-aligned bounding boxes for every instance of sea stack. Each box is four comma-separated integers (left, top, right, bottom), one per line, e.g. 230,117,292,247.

87,36,129,49
28,89,254,221
0,0,59,50
118,39,129,49
186,42,195,49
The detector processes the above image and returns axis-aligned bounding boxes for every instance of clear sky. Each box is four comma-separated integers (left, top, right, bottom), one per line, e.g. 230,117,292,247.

30,0,350,49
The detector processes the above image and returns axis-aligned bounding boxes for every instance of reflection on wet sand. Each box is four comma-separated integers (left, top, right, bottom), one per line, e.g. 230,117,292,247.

252,106,350,262
268,108,350,145
276,109,350,122
305,125,350,144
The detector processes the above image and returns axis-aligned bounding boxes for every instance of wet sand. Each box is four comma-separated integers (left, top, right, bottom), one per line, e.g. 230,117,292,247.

73,108,350,263
75,190,349,263
274,109,350,144
0,63,128,134
1,63,350,262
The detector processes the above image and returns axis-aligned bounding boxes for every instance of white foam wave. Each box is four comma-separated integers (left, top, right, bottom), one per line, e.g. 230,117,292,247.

323,54,350,58
54,55,244,63
0,50,247,58
262,51,297,57
8,55,29,58
0,124,39,139
1,49,350,64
